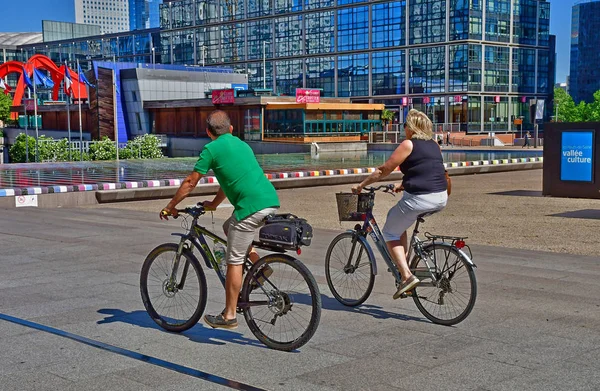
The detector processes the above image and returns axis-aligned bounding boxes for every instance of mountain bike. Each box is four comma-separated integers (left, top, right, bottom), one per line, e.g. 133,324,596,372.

325,185,477,326
140,204,321,351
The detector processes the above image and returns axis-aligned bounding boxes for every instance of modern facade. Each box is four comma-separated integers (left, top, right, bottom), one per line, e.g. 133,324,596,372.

75,0,130,34
130,0,164,30
570,0,600,104
155,0,553,132
4,0,554,133
41,21,101,42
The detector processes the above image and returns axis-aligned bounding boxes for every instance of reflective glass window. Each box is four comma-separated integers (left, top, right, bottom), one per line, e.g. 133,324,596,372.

484,45,509,92
337,53,369,97
275,16,303,57
337,6,369,52
409,46,445,94
275,0,302,14
372,1,405,48
305,12,335,54
512,47,535,93
248,0,271,17
221,0,245,21
275,59,303,95
468,44,482,91
372,50,405,95
305,0,334,10
306,56,335,96
410,0,446,44
449,44,468,92
247,20,273,61
171,29,195,64
221,23,245,62
450,0,469,40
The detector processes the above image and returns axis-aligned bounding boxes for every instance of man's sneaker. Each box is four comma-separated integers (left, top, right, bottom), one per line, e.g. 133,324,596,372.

204,312,238,329
250,265,274,290
393,275,420,300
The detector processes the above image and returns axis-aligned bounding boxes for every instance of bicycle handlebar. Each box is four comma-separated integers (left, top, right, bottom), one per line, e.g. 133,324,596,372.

161,202,211,219
363,184,395,193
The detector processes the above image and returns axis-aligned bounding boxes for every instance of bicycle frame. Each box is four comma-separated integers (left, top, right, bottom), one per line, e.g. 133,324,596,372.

167,215,274,311
347,209,440,285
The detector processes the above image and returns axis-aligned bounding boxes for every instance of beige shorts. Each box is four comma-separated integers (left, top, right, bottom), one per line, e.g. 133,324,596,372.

222,207,279,265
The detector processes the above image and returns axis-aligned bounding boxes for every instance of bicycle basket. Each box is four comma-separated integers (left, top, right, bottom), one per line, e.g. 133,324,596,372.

335,192,375,221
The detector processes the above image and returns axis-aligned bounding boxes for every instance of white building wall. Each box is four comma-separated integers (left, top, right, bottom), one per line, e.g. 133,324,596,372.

74,0,130,34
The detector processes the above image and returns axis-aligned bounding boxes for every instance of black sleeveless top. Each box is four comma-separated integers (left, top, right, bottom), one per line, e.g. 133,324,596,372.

399,139,447,195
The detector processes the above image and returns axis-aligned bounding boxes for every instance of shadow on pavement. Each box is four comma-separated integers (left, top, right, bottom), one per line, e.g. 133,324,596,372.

489,190,542,197
97,308,266,349
548,209,600,220
319,294,428,323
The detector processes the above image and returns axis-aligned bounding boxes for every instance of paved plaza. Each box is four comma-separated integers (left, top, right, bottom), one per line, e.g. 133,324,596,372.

0,169,599,390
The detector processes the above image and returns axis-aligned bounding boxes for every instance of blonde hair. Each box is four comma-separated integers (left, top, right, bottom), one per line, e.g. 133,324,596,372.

405,109,433,140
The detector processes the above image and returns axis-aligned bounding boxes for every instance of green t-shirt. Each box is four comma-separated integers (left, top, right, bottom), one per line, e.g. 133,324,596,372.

194,133,280,220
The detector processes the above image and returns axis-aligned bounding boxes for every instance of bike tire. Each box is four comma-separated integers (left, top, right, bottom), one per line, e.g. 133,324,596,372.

140,243,208,332
411,243,477,326
325,231,376,306
241,254,321,351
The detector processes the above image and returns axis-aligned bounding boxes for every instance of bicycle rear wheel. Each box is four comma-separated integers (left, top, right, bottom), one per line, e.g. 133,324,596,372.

411,243,476,326
241,254,321,351
325,231,375,306
140,243,207,332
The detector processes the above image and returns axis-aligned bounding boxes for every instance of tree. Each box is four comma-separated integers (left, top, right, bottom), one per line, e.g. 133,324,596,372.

381,109,394,131
0,93,11,124
553,87,579,122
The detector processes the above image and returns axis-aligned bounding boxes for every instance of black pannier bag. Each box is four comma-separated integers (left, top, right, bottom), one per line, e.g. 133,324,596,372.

259,213,313,250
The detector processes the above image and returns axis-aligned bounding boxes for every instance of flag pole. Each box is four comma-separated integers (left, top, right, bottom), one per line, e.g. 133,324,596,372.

77,59,83,161
24,86,29,163
66,63,72,161
113,68,119,161
33,72,39,163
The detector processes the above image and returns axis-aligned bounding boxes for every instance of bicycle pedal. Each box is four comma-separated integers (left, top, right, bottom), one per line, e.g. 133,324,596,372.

398,291,413,299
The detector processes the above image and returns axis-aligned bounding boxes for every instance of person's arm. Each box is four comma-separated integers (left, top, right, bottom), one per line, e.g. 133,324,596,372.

353,140,413,193
160,171,203,219
202,187,226,210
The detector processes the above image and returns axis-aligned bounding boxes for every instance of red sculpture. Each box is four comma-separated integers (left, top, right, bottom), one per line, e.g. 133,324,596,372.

0,54,89,119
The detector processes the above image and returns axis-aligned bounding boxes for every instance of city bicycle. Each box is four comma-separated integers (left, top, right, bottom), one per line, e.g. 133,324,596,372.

326,185,477,325
140,203,321,351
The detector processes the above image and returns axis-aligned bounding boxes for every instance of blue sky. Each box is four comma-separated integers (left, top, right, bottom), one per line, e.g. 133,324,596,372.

2,0,576,82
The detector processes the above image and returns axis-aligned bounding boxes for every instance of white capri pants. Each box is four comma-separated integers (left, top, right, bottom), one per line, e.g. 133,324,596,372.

382,191,448,242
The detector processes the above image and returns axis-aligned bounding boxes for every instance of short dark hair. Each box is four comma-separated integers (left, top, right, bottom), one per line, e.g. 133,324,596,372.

207,110,231,136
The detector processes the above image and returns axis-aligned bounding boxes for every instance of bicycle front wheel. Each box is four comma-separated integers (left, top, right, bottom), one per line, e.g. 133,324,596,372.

325,231,375,306
241,254,321,351
140,243,207,332
411,243,476,326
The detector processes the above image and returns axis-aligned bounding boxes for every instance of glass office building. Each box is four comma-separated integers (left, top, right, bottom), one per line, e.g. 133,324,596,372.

130,0,164,30
570,0,600,104
154,0,553,132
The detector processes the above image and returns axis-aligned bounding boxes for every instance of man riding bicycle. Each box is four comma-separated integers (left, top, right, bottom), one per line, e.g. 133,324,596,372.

352,109,448,299
160,110,280,329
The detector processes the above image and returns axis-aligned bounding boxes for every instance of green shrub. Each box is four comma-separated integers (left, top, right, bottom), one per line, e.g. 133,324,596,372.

89,136,117,160
124,134,164,159
9,133,37,163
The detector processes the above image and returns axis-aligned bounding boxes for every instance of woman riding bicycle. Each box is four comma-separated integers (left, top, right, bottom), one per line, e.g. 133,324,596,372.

352,109,448,299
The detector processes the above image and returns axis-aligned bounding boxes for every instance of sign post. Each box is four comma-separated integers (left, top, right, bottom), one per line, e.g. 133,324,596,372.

534,99,545,148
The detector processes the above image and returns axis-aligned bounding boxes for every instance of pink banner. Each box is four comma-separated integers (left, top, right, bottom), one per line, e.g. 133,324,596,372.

212,89,235,104
296,89,321,103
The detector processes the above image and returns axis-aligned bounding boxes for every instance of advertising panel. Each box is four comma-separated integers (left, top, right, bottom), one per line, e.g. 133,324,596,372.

212,89,235,104
296,89,320,103
561,131,594,182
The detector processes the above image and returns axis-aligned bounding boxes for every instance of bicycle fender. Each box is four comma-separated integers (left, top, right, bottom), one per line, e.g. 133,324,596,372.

170,233,188,239
345,230,379,276
457,248,476,268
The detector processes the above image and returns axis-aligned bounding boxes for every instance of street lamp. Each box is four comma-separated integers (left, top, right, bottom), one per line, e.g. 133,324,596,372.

151,47,155,65
263,41,270,89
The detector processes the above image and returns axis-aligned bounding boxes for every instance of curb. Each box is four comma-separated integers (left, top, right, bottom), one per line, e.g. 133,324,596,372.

0,157,543,198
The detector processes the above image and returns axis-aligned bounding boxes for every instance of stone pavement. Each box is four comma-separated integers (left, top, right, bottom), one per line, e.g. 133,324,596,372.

1,181,600,390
